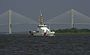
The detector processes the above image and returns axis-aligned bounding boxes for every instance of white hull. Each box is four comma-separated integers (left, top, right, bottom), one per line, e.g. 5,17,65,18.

33,32,55,36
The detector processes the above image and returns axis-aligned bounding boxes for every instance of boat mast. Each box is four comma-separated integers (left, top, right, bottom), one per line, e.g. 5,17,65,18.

39,10,44,25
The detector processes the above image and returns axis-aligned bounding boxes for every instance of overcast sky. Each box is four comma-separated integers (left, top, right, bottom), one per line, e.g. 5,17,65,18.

0,0,90,20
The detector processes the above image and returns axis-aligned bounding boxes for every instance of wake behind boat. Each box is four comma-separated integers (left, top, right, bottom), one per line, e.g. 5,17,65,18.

29,11,55,36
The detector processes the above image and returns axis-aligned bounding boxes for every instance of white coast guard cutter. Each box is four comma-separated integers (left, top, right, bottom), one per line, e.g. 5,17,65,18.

29,12,55,36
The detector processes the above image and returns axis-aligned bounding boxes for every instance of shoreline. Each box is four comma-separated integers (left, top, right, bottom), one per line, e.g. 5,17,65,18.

55,32,90,35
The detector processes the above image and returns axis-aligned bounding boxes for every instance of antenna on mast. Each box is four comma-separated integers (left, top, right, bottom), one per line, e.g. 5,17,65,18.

39,10,44,25
40,10,43,16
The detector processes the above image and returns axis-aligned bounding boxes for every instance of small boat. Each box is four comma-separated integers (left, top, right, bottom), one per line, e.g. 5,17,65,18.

29,11,55,36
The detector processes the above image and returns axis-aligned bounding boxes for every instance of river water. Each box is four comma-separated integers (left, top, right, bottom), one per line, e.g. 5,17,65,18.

0,34,90,55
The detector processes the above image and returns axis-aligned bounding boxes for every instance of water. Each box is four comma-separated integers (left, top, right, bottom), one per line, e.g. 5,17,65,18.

0,34,90,55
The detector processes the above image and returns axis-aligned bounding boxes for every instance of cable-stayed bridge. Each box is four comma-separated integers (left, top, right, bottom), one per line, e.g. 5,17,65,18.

0,10,38,34
46,9,90,29
0,9,90,34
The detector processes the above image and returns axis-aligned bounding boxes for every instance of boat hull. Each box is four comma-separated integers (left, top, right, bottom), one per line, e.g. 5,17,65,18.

29,32,55,36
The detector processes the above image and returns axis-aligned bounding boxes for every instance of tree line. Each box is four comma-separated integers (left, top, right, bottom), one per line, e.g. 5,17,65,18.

53,28,90,33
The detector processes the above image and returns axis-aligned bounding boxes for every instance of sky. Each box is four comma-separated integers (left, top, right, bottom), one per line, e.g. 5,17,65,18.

0,0,90,20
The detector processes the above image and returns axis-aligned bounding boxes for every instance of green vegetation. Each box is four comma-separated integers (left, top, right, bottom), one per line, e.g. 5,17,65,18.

53,28,90,34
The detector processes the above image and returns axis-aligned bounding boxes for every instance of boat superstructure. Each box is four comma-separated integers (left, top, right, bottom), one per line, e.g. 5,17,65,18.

29,11,55,36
